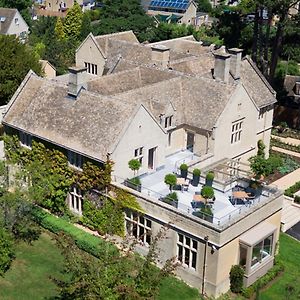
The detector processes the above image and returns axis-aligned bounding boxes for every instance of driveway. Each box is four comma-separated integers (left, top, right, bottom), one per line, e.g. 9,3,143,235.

286,221,300,241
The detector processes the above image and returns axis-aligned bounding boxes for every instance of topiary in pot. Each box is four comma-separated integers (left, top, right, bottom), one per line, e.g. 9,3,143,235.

201,186,214,200
192,168,201,187
180,163,188,179
205,171,214,186
128,159,141,176
164,173,177,192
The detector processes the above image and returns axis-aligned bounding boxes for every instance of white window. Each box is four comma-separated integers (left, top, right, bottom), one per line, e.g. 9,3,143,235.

164,115,173,128
68,150,83,169
125,211,152,246
84,62,97,75
19,131,32,149
177,233,198,269
251,234,273,268
231,120,243,144
69,186,82,215
134,147,143,164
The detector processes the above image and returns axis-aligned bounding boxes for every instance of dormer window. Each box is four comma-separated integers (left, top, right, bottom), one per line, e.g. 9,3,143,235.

68,150,83,170
19,131,32,149
164,115,173,128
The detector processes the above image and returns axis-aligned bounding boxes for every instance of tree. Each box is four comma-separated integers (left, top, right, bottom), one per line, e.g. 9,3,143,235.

80,13,92,41
0,227,14,276
164,174,177,192
63,1,83,40
0,35,42,105
197,0,212,12
229,265,245,293
55,18,66,41
128,159,141,177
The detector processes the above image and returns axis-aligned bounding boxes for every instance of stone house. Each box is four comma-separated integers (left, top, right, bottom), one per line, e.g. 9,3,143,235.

0,8,29,42
2,31,282,297
39,60,56,79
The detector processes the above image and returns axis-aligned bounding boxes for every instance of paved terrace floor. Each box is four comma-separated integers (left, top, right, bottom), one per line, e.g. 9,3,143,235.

139,150,276,227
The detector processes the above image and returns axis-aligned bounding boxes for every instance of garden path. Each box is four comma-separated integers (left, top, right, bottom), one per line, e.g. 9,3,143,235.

272,166,300,190
272,146,300,159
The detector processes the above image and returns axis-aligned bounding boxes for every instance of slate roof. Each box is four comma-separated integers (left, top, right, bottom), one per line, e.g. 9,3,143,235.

0,8,16,34
3,31,277,161
3,72,138,162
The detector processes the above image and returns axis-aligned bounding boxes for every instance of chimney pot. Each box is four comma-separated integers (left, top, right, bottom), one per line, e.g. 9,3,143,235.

68,66,87,98
228,48,243,80
213,48,231,83
151,45,170,68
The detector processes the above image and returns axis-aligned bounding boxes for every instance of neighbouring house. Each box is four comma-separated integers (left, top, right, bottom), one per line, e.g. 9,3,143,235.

2,31,282,297
0,8,29,42
146,0,199,25
39,60,56,79
42,0,94,12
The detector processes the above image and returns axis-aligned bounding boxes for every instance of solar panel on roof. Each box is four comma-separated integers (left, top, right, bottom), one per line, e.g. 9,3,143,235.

149,0,190,9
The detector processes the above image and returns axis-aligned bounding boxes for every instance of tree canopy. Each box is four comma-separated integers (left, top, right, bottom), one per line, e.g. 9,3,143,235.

0,35,42,105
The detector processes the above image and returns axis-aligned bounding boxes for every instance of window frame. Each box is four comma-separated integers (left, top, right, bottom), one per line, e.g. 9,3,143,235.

125,211,152,246
68,150,83,170
177,233,198,270
84,62,97,75
231,119,243,144
164,115,173,129
19,131,32,149
69,186,82,215
134,147,143,165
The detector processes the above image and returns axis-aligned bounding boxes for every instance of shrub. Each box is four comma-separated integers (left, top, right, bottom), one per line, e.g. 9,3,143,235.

200,205,213,216
180,163,188,171
193,168,201,176
229,265,245,293
165,192,178,202
206,171,214,181
201,186,214,199
127,177,141,187
0,228,15,276
257,140,266,157
128,159,141,175
294,195,300,203
164,173,177,191
284,181,300,197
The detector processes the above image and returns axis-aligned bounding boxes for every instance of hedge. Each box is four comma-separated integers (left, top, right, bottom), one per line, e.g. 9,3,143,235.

241,259,284,298
284,181,300,197
32,207,118,258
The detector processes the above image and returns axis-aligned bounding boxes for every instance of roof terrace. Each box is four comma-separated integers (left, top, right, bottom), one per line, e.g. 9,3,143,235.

113,150,281,229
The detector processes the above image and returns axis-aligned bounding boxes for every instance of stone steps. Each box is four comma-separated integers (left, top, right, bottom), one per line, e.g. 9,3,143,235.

281,203,300,232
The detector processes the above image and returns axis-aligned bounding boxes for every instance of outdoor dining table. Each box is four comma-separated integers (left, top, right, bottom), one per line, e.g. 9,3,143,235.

232,191,250,199
177,178,189,191
193,194,205,202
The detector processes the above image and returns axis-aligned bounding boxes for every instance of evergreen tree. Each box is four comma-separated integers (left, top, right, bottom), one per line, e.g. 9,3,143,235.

0,35,42,105
55,17,66,41
63,2,83,40
80,13,92,41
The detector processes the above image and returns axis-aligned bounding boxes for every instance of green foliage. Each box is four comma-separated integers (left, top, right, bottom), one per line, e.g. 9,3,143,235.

164,173,177,191
55,18,66,41
205,171,215,181
197,0,212,12
63,2,83,39
193,168,201,176
257,139,266,157
126,176,141,190
294,195,300,203
284,181,300,197
166,192,178,202
0,227,14,276
241,259,284,298
0,35,42,105
200,204,213,216
180,163,188,171
230,264,245,293
128,158,141,175
80,13,92,40
201,185,214,199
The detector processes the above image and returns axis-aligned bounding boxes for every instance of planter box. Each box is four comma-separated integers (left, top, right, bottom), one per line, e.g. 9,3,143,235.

124,179,141,192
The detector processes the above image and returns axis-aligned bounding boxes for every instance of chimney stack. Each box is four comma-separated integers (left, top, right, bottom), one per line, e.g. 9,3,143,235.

213,46,231,83
151,45,170,68
68,67,87,98
228,48,243,80
295,81,300,95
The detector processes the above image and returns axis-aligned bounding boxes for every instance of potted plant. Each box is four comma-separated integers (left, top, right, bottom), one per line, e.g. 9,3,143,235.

205,171,214,186
164,173,177,192
180,163,188,179
163,191,178,208
125,177,141,192
201,185,214,201
192,168,201,186
200,205,213,223
128,159,141,176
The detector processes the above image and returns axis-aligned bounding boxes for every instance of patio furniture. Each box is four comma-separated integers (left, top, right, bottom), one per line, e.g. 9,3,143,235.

232,191,250,206
193,194,205,202
177,177,189,191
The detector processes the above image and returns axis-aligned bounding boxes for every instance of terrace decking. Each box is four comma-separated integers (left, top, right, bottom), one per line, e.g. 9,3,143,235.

136,150,279,227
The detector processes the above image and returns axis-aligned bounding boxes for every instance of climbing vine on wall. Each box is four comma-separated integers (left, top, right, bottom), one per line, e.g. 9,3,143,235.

4,134,142,235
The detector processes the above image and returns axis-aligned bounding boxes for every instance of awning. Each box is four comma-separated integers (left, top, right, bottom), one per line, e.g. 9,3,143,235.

240,222,277,246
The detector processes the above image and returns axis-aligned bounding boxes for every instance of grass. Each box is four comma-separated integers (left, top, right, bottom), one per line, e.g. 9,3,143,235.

0,232,66,300
0,210,200,300
259,233,300,300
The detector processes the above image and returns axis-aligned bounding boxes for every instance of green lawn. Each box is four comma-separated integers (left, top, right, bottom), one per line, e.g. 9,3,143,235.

0,232,66,300
260,233,300,300
0,229,200,300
